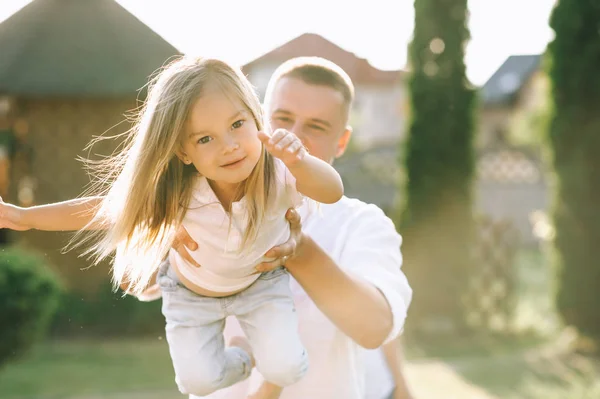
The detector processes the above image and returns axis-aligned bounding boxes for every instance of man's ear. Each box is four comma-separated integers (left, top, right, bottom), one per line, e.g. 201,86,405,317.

335,126,353,159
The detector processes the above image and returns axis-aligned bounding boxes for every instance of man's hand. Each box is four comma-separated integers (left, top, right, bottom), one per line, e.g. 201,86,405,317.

120,226,199,299
255,208,303,273
173,225,201,267
258,129,307,167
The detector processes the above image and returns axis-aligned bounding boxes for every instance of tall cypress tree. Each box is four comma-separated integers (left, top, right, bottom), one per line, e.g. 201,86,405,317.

548,0,600,340
400,0,476,334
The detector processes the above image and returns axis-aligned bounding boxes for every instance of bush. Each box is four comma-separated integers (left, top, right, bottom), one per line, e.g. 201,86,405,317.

547,0,600,340
399,0,476,335
0,247,62,368
50,280,164,338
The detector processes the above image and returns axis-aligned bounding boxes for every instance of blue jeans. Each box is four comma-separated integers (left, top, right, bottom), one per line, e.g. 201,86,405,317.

157,262,308,397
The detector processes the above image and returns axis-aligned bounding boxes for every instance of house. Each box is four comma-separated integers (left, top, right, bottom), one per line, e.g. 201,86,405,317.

478,54,546,147
243,33,407,148
0,0,180,292
332,54,550,246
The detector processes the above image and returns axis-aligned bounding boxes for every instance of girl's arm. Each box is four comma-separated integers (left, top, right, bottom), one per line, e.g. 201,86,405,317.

287,154,343,204
259,129,343,204
0,196,105,231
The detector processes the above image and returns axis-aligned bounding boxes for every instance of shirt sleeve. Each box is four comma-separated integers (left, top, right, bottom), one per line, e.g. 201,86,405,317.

338,204,412,344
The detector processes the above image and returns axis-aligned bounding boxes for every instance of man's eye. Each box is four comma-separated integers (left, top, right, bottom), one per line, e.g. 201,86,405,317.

275,117,292,123
198,136,213,144
232,120,245,129
308,125,325,131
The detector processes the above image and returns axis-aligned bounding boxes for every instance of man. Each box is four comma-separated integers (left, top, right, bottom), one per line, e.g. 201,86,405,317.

174,57,414,399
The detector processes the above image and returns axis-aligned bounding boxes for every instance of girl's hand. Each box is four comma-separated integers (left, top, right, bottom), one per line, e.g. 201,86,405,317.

256,208,302,273
258,129,307,167
0,196,29,231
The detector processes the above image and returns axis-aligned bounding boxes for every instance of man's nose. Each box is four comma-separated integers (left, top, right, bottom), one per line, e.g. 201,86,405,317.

289,122,305,138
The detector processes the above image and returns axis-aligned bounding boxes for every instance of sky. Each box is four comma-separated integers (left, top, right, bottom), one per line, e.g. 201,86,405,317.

0,0,557,85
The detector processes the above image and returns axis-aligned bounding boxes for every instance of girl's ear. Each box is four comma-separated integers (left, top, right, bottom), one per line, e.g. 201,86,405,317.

175,148,192,165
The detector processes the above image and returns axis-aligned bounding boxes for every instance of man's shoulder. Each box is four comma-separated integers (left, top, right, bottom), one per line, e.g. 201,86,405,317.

331,196,388,220
318,196,396,235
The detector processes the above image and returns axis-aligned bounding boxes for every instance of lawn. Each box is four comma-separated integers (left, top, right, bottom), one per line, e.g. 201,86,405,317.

2,333,599,399
1,249,599,399
0,338,182,399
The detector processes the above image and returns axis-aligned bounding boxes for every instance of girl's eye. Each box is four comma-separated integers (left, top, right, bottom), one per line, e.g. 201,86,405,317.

232,119,245,130
198,136,213,144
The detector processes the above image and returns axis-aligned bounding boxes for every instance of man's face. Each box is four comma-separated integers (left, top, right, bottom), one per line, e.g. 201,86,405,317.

266,77,351,164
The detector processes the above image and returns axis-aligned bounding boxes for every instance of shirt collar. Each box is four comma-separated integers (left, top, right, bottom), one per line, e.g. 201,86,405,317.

191,176,219,205
190,175,247,212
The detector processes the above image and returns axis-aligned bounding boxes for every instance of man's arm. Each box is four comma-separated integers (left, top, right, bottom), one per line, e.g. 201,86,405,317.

269,206,412,349
383,338,415,399
284,236,393,349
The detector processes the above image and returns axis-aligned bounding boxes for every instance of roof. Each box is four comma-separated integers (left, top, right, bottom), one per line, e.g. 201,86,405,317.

0,0,181,97
481,55,542,106
244,33,403,86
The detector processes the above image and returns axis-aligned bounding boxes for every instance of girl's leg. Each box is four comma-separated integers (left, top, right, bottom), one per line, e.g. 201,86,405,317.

158,263,253,396
234,267,308,389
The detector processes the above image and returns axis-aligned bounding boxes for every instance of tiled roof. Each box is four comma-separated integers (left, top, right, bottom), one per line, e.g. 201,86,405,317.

0,0,180,96
244,33,403,85
481,55,542,106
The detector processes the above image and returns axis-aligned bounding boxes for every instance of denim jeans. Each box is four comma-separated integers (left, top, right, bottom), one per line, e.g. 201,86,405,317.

157,262,308,397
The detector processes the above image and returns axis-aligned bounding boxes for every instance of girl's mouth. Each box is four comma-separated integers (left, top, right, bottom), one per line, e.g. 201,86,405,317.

221,157,247,169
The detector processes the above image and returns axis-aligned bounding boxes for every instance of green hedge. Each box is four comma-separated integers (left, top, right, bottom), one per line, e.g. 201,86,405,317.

399,0,476,335
0,247,62,368
548,0,600,339
50,281,165,338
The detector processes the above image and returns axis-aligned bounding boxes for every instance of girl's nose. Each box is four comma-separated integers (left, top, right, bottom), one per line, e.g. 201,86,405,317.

222,134,240,153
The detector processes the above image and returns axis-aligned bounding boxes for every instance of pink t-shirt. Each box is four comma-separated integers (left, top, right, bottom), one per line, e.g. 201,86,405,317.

169,158,303,292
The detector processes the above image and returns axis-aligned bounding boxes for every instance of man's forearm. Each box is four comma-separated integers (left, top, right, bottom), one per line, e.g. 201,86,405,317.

286,235,393,349
383,339,404,380
383,338,413,395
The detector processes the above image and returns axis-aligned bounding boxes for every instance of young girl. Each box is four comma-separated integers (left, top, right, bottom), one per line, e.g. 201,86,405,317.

0,56,343,398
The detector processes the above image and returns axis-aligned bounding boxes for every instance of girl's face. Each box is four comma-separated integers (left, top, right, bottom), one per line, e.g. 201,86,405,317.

178,88,262,187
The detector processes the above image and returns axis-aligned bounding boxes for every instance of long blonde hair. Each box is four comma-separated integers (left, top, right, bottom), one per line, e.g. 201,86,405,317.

77,57,275,295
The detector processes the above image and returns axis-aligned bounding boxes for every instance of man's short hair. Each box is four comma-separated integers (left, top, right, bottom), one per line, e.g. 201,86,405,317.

265,57,355,118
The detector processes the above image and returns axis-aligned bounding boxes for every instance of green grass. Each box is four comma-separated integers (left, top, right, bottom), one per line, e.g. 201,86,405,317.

2,334,599,399
1,248,599,399
0,338,182,399
513,247,561,335
443,331,600,399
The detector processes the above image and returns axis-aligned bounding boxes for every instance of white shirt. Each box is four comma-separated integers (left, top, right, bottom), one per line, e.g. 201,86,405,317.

193,196,412,399
170,159,302,292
